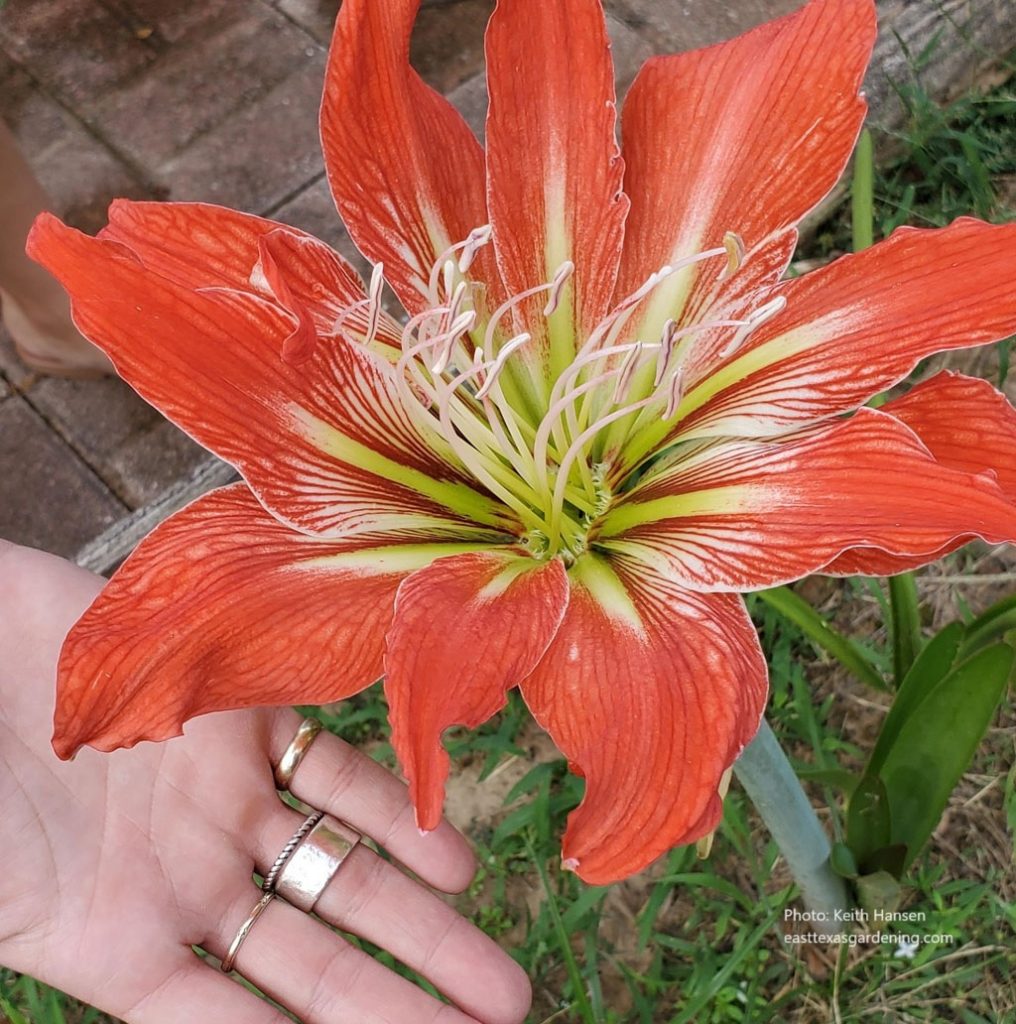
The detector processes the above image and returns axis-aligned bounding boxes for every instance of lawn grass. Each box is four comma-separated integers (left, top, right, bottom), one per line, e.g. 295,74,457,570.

4,43,1016,1024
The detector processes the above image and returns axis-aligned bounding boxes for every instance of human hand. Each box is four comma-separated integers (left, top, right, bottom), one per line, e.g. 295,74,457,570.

0,542,531,1023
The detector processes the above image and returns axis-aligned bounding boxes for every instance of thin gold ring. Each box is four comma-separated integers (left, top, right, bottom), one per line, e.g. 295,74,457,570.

274,717,323,791
221,891,275,974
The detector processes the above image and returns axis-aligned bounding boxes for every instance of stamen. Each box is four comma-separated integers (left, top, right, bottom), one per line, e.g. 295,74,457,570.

543,261,575,316
446,279,468,326
722,232,746,278
475,333,532,400
663,366,686,420
441,259,456,302
653,319,678,387
548,391,659,549
612,342,646,404
717,295,787,359
482,260,576,356
458,224,493,273
572,246,727,367
746,294,787,327
427,226,492,301
365,262,385,346
430,310,477,374
331,297,368,339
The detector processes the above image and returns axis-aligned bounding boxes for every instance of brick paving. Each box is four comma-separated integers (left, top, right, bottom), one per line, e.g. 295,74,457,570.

0,0,1003,560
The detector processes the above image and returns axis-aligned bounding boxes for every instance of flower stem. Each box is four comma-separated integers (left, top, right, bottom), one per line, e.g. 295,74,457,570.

888,572,923,685
851,127,875,253
734,719,851,935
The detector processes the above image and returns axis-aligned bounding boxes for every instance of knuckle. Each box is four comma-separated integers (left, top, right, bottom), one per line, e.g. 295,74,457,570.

338,849,389,922
304,940,363,1021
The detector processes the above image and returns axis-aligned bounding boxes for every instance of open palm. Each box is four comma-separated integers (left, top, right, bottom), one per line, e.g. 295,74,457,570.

0,543,531,1024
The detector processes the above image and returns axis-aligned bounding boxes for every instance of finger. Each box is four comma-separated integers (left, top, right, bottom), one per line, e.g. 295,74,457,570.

124,956,290,1024
269,709,476,893
254,808,532,1024
207,885,493,1024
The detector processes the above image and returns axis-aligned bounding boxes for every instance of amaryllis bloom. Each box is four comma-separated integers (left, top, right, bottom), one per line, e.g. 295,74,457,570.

29,0,1016,883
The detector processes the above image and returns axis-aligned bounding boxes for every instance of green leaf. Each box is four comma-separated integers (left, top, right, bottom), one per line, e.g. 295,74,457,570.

830,841,859,879
863,843,908,879
756,586,888,691
846,773,892,869
796,767,860,794
959,593,1016,661
880,642,1013,868
868,620,965,776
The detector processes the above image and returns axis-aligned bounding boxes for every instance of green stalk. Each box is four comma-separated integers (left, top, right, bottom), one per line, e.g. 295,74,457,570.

851,127,875,253
757,586,887,691
888,572,923,685
734,720,851,936
851,127,925,683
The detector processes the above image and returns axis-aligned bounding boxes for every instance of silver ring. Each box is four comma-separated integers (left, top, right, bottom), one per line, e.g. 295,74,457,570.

221,891,275,973
262,811,323,893
274,717,323,791
275,814,361,913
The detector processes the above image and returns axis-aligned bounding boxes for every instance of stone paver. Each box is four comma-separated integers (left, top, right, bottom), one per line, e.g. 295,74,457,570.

274,0,340,46
608,0,800,51
0,395,126,557
84,7,318,168
29,376,208,509
0,0,158,106
101,0,236,46
161,52,327,211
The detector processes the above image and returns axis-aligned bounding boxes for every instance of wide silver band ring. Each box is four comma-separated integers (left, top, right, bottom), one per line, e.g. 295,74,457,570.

262,811,323,894
274,813,361,913
274,717,323,791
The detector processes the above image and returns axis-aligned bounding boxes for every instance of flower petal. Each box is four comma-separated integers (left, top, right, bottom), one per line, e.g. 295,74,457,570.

321,0,498,314
518,553,767,884
485,0,628,394
616,0,874,339
385,550,569,829
54,484,487,759
880,371,1016,498
601,407,1016,592
824,371,1016,575
671,220,1016,442
98,199,403,352
28,214,509,538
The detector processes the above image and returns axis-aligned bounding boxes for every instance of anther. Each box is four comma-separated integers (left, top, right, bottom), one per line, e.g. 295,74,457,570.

365,262,385,346
722,232,746,278
613,342,645,404
430,310,477,374
458,224,493,273
543,261,575,316
654,319,678,387
475,332,531,400
745,294,787,327
663,366,686,420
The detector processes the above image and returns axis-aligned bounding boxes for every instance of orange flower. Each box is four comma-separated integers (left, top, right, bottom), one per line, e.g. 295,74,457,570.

29,0,1016,883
